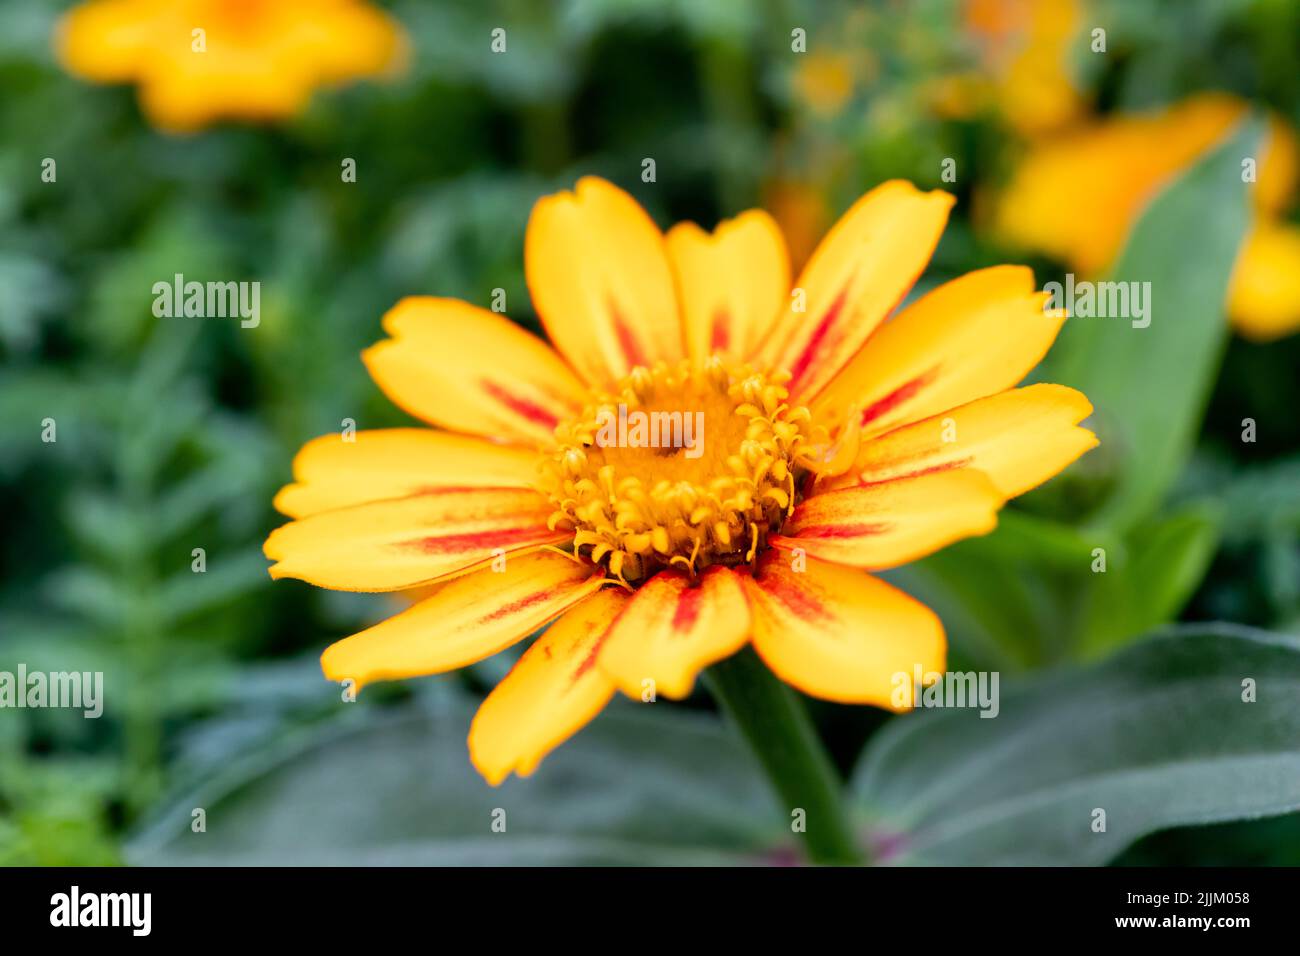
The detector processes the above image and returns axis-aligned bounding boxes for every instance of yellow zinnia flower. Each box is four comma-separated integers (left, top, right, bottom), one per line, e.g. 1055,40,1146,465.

997,92,1300,341
264,177,1097,785
56,0,406,133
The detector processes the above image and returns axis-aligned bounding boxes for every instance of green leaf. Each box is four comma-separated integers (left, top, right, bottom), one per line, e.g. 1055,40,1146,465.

1213,455,1300,545
883,511,1113,670
157,550,271,623
1050,118,1261,532
127,697,789,865
853,625,1300,865
1079,502,1222,656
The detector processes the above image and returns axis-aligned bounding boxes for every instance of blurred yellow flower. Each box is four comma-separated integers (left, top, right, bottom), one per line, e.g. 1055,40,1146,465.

791,51,860,118
1227,223,1300,339
265,176,1096,784
941,0,1085,134
56,0,406,133
998,93,1300,340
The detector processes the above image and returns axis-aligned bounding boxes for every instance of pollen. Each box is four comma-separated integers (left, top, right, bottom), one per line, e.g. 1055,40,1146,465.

540,355,830,585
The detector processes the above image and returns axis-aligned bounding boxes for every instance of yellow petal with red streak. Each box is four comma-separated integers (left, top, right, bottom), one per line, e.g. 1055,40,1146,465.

829,384,1098,499
756,180,954,402
273,429,540,518
771,470,1001,570
813,266,1067,439
525,176,683,387
362,297,585,448
469,588,630,785
265,487,567,591
597,566,752,700
744,552,945,707
320,552,604,693
666,211,789,366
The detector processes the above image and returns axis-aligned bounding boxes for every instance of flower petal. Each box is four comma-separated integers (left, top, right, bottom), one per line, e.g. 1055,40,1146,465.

755,180,954,401
56,0,153,82
469,588,630,785
744,552,945,706
1228,222,1300,342
666,211,789,366
996,94,1247,274
320,552,604,693
273,429,540,518
597,566,751,700
813,266,1067,438
525,176,683,387
62,0,406,134
770,470,1001,569
829,384,1098,499
265,488,567,591
362,297,585,448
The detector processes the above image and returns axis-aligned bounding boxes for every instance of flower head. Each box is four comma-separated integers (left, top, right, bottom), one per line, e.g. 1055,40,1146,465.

265,176,1096,784
56,0,406,133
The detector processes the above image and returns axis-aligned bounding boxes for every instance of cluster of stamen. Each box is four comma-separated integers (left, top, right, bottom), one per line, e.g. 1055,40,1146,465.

540,355,827,586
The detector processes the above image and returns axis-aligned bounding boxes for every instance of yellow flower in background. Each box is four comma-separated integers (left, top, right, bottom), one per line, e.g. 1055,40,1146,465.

997,93,1300,340
791,51,860,118
1229,224,1300,338
940,0,1085,134
56,0,406,133
264,177,1097,785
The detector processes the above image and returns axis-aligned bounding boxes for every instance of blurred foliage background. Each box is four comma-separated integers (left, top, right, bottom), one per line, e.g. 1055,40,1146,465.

1,0,1298,866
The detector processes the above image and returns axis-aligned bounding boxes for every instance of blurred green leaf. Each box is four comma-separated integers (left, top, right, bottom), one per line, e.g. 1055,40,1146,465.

1051,118,1260,532
1079,502,1222,655
1213,455,1300,544
884,511,1115,670
157,549,271,623
854,625,1300,865
128,697,789,865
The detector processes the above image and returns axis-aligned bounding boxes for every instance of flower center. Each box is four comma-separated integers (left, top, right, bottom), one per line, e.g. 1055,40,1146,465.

541,355,824,585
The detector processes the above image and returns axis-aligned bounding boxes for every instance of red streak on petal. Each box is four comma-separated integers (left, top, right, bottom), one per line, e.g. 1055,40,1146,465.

481,379,559,431
857,457,973,485
790,521,892,540
573,619,614,681
787,285,849,390
482,587,554,623
670,579,705,635
410,484,516,495
710,308,731,352
858,369,938,428
759,570,833,624
611,299,649,369
403,527,557,554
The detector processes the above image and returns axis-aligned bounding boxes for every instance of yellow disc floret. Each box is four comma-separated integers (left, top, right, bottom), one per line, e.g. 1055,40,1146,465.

541,355,828,585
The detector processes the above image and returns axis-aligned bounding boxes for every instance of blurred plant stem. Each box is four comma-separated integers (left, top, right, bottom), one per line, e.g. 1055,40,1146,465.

705,647,864,865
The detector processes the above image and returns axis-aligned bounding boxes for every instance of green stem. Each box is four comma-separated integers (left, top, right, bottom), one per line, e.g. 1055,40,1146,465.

704,647,864,865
